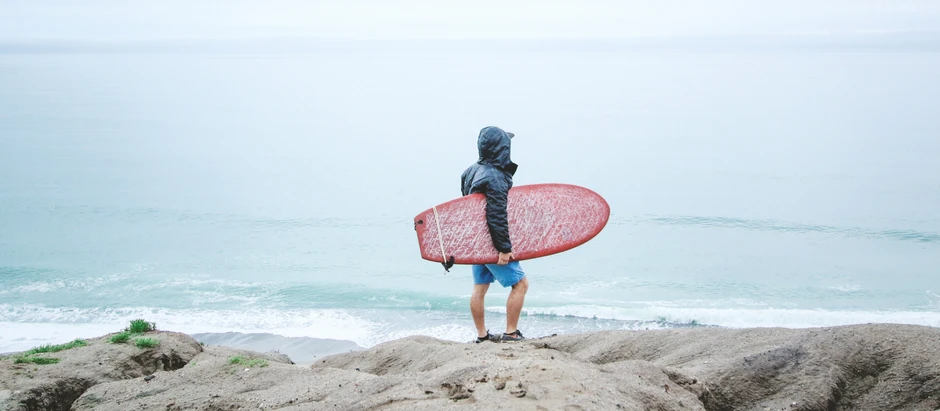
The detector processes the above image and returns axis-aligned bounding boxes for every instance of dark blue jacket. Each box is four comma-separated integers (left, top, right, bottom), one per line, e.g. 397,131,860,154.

460,126,518,253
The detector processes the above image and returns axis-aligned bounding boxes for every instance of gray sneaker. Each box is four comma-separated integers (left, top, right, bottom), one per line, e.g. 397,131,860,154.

474,330,496,343
500,330,524,342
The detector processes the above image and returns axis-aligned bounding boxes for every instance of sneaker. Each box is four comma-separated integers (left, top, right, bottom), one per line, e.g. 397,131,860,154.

474,330,496,343
500,330,524,342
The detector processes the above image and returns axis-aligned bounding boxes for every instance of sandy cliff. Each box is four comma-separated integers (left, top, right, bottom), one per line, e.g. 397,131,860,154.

2,324,939,410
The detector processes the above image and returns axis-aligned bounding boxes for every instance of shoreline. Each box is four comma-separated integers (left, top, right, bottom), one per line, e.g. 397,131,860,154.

2,323,940,410
189,332,364,366
5,304,940,357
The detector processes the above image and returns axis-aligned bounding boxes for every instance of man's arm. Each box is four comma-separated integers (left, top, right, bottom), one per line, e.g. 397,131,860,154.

484,178,513,263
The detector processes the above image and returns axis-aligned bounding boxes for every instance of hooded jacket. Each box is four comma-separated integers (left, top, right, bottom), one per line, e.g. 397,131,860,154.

460,126,518,254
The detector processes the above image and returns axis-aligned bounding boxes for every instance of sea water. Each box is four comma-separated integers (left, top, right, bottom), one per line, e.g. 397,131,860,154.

1,40,938,356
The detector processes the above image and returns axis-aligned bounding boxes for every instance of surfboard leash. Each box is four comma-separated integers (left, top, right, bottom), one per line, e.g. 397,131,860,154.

432,206,456,273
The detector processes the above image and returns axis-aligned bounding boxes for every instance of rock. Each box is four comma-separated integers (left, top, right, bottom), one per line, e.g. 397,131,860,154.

0,331,201,411
3,324,940,410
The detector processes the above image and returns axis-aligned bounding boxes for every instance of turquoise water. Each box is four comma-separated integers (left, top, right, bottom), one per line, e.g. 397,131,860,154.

2,43,939,352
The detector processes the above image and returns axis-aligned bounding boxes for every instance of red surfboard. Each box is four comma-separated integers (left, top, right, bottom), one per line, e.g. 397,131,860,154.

413,184,609,268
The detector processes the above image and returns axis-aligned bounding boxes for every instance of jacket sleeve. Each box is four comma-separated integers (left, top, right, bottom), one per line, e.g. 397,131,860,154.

484,177,512,253
460,169,470,196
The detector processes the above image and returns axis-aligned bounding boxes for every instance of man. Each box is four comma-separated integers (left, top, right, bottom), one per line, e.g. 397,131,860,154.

460,126,528,343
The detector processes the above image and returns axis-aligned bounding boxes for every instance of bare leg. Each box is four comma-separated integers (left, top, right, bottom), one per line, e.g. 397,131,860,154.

505,277,529,334
471,283,490,338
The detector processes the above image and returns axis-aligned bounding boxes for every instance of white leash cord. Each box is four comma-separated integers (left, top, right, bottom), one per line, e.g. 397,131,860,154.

432,206,447,268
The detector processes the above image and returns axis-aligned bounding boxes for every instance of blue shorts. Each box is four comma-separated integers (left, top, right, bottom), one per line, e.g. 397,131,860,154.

472,261,525,287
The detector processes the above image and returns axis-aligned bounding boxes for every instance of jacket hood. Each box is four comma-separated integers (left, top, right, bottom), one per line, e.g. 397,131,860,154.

477,126,517,174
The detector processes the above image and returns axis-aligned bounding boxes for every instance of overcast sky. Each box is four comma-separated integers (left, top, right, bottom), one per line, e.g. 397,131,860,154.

1,0,939,41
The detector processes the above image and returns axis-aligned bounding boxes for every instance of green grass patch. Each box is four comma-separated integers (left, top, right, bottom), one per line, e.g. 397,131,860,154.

128,319,156,334
109,331,132,344
14,357,59,365
228,355,269,368
9,338,85,366
134,338,160,349
23,339,87,356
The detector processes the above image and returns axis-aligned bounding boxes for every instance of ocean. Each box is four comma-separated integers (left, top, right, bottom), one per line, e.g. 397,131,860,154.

1,40,938,359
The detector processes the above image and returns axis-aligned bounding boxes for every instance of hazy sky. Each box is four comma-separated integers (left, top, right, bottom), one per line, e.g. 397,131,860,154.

2,0,940,41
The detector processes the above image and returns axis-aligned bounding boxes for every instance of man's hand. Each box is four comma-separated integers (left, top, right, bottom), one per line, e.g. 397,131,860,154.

497,252,514,265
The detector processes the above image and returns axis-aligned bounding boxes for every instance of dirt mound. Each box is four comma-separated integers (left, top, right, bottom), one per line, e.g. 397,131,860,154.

0,331,201,411
3,324,939,410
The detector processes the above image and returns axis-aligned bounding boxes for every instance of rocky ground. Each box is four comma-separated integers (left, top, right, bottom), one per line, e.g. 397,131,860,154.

2,324,939,410
0,331,201,411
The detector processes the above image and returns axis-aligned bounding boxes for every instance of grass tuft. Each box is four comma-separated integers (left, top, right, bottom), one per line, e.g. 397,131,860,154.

14,357,59,365
128,319,156,334
228,355,269,368
134,338,160,349
23,339,87,356
109,331,132,344
11,339,85,366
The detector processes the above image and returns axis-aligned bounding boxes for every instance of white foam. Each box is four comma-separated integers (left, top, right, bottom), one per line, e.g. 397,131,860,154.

4,302,939,353
185,290,270,305
8,281,66,293
0,304,380,351
0,322,119,353
828,284,863,293
132,278,270,291
498,304,940,329
926,291,940,309
0,273,132,294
